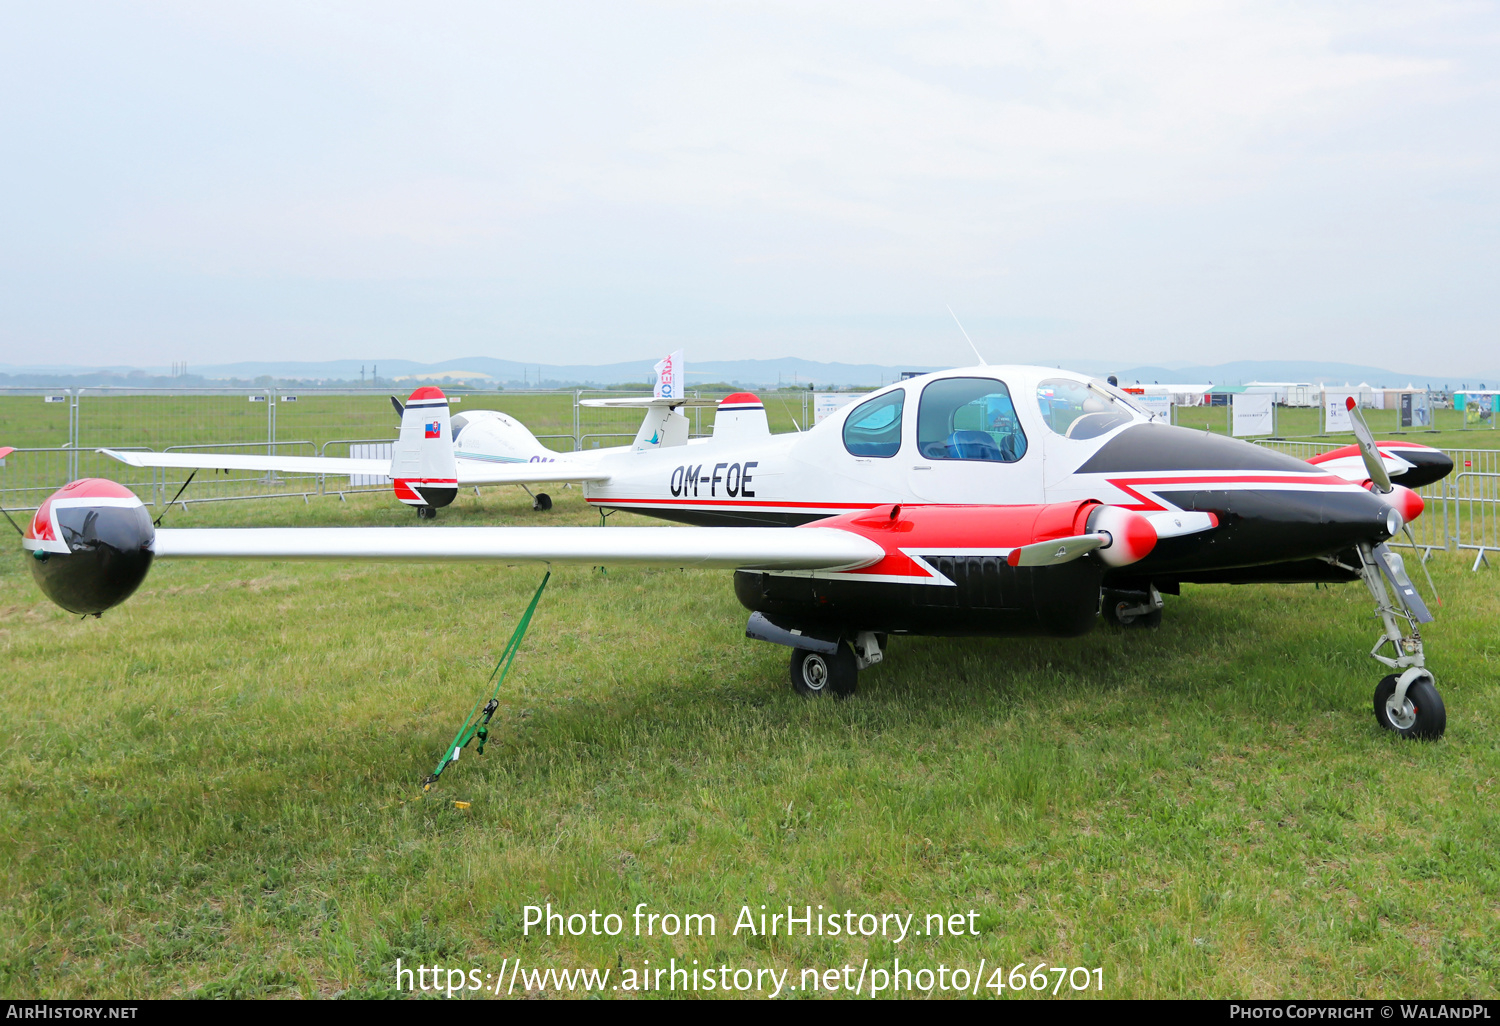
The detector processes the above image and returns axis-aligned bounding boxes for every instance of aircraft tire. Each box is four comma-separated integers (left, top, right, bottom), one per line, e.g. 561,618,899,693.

533,492,553,512
789,644,857,699
1102,592,1162,629
1374,674,1446,740
416,506,437,520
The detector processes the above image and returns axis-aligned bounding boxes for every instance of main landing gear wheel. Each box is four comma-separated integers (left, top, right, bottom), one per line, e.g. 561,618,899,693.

416,506,437,520
789,644,858,698
1374,674,1446,740
532,492,552,512
1102,589,1162,629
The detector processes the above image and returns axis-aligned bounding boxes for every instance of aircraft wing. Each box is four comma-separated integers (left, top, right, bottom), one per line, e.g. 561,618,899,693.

151,525,881,570
98,448,612,486
99,448,387,476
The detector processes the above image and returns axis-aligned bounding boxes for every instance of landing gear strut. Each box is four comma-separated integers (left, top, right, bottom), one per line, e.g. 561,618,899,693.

1103,584,1162,628
1355,541,1445,740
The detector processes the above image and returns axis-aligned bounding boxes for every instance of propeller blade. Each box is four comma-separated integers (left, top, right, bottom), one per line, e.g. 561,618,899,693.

1007,533,1107,567
390,395,405,418
1344,397,1392,494
1403,524,1441,607
1372,542,1433,623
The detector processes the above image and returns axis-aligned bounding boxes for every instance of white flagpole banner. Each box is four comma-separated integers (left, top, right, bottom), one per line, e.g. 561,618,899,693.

1323,391,1356,433
653,350,684,400
1232,392,1274,437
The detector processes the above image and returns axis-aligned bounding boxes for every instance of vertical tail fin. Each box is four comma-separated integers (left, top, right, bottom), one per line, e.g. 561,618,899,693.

633,406,690,450
393,387,458,508
712,393,770,440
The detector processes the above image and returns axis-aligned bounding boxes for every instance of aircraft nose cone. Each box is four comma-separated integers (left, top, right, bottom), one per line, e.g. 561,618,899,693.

1396,449,1454,489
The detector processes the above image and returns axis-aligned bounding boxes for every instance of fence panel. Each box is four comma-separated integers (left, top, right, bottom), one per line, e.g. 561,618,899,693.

1255,438,1453,558
8,388,1494,565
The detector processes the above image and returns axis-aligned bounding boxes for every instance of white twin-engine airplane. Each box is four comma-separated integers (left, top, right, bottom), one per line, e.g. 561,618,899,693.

31,365,1456,739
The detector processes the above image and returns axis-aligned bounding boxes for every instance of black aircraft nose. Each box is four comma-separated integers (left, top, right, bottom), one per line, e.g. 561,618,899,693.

1142,480,1398,573
1394,448,1454,489
1077,425,1403,574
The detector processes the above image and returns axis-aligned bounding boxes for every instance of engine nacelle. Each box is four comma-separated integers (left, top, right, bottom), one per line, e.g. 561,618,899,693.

23,479,155,615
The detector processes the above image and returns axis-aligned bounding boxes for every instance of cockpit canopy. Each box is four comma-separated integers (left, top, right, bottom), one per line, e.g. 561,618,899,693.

839,368,1145,461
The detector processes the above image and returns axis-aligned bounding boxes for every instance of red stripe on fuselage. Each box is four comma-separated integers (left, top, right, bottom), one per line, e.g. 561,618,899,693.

1103,473,1351,511
588,496,882,510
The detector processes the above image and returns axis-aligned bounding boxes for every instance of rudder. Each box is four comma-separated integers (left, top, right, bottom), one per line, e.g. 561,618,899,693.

393,387,458,508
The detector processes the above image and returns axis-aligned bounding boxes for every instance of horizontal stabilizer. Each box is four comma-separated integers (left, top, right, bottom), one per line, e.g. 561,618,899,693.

152,525,883,570
456,461,610,485
578,396,720,409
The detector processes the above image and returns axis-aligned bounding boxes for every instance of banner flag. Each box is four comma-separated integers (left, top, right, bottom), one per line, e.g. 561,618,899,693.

653,350,684,401
1232,392,1274,437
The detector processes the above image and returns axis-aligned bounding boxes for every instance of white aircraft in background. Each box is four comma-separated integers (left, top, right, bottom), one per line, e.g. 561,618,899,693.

100,351,718,516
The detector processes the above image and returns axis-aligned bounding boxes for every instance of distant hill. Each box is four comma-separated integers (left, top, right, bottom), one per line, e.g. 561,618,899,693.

2,356,1494,390
0,357,940,388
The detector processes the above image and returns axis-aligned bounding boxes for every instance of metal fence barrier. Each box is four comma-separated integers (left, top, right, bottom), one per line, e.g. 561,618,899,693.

1256,440,1500,569
0,386,806,513
6,387,1493,571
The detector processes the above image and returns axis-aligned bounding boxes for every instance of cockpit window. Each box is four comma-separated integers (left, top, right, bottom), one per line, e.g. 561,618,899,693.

916,378,1027,463
1035,378,1135,439
842,389,904,458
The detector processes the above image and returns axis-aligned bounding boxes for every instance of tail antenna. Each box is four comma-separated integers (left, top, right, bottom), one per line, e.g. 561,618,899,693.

947,306,988,366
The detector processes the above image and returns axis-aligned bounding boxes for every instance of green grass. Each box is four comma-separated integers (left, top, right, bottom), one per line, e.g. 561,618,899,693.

2,488,1499,999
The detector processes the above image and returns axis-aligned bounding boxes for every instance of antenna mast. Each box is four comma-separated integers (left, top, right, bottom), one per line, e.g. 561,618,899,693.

947,306,988,366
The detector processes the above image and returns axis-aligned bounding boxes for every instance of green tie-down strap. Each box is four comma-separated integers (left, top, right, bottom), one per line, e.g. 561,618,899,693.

423,571,551,790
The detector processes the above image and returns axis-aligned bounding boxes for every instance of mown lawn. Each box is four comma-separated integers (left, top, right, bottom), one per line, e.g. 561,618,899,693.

1,487,1497,999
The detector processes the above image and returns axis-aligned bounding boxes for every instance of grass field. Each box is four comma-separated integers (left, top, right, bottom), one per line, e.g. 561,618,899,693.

2,486,1498,1000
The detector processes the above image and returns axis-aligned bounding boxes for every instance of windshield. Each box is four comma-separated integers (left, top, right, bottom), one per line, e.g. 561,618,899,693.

1035,378,1137,439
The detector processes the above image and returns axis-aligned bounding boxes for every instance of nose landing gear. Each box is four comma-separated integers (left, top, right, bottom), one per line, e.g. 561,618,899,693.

1103,584,1163,628
1355,542,1445,740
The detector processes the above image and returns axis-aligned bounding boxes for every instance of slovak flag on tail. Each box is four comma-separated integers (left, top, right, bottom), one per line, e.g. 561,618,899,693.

392,387,458,512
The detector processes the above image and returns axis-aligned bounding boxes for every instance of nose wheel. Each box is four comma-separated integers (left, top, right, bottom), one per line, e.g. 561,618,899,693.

1374,673,1446,739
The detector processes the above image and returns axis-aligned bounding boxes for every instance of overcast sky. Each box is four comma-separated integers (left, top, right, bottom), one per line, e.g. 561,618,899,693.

1,2,1496,374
